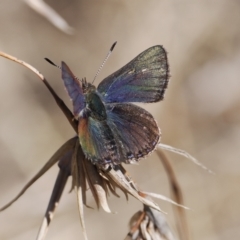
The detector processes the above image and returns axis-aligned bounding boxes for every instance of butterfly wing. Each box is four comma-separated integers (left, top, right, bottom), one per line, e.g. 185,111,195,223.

97,45,169,103
78,103,160,165
61,62,85,117
78,113,121,165
105,103,160,163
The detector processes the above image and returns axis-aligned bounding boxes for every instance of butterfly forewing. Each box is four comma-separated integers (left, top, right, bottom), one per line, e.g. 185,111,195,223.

61,62,85,117
97,45,169,104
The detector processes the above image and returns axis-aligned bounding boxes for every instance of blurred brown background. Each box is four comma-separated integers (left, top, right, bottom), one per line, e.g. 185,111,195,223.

0,0,240,239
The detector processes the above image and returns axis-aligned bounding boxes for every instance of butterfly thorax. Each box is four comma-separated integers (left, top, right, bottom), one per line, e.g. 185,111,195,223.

83,83,107,121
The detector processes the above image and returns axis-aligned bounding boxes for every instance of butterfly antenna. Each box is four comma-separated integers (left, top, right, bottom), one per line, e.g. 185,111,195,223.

45,58,83,82
45,58,61,69
92,41,117,84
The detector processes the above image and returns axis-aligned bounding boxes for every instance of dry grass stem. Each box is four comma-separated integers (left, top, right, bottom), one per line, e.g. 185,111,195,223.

0,137,77,212
157,149,189,240
158,143,213,174
24,0,74,34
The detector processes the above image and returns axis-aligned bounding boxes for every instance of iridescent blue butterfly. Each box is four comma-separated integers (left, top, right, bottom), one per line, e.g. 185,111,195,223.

49,44,169,165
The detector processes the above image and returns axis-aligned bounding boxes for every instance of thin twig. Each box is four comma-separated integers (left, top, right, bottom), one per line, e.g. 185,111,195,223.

37,166,70,240
157,149,190,240
0,51,78,133
0,137,77,211
24,0,74,34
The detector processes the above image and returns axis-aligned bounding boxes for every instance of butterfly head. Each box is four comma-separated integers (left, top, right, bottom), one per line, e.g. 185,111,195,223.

82,78,96,94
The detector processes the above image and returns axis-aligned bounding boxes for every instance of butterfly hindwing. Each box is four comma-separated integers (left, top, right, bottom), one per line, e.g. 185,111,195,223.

61,62,85,117
97,45,169,104
105,103,160,163
78,103,160,165
78,113,120,164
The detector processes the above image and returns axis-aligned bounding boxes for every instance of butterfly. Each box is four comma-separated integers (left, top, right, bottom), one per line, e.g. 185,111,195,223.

58,45,169,165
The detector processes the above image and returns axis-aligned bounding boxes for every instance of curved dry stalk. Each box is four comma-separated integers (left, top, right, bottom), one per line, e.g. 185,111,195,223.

107,166,162,212
158,143,214,174
37,167,70,240
36,150,73,240
139,191,189,210
0,51,78,133
0,51,44,77
25,0,74,35
0,137,77,212
157,149,189,240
